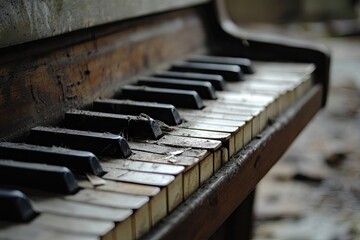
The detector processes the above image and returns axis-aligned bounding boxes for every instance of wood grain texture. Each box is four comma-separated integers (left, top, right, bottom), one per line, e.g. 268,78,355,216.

0,8,207,141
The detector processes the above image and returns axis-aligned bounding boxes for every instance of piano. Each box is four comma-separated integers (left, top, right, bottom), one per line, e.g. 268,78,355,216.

0,0,330,239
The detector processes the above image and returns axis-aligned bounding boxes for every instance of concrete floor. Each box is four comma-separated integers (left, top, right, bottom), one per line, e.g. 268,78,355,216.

252,32,360,240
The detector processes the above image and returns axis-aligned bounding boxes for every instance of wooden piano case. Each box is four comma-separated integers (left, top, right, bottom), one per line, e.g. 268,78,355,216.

0,0,330,239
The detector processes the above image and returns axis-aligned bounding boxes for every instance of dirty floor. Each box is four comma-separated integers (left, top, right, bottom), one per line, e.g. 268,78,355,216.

252,31,360,240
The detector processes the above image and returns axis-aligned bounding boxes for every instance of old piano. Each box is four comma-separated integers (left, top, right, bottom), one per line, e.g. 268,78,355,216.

0,0,330,239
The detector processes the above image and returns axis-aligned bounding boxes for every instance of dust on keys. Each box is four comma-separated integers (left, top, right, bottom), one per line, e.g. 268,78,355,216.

0,55,315,240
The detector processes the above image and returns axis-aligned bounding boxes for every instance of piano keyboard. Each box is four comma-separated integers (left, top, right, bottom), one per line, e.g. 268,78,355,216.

0,56,315,240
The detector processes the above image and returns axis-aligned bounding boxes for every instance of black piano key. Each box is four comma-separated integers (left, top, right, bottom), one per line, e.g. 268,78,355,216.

0,189,37,222
170,62,244,82
187,55,254,74
0,160,79,194
138,76,217,100
28,126,132,158
93,99,182,126
64,110,162,140
120,85,204,109
0,142,104,176
153,71,226,90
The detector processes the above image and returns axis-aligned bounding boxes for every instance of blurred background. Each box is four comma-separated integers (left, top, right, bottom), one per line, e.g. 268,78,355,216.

223,0,360,239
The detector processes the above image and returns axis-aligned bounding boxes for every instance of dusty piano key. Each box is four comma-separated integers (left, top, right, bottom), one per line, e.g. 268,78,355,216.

64,188,150,238
120,85,204,109
138,136,221,198
0,189,37,222
137,76,217,100
93,99,182,125
123,150,197,210
178,118,243,154
101,159,184,217
30,194,133,238
177,121,239,157
171,61,244,81
29,194,132,222
64,110,162,140
0,222,99,240
186,101,263,137
28,126,132,158
225,81,293,114
245,71,313,101
153,71,226,90
127,150,199,167
187,55,254,74
78,176,160,196
154,135,221,150
215,91,277,120
30,213,115,238
27,192,134,239
178,111,253,146
78,176,165,227
0,160,79,194
102,169,174,187
242,81,296,111
129,141,207,159
0,142,104,176
100,159,184,175
160,125,231,166
201,101,264,137
165,128,231,170
254,61,315,74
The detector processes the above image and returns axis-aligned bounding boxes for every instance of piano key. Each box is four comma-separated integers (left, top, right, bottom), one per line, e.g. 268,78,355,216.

153,71,226,90
0,189,37,222
29,194,132,222
0,160,79,194
80,176,167,227
154,135,221,150
77,177,160,196
223,82,292,114
64,110,162,140
120,85,204,109
179,119,243,152
170,61,243,81
129,141,207,159
137,76,217,99
0,222,99,240
102,169,174,187
254,61,315,74
0,142,104,176
31,213,114,237
128,147,204,200
178,111,253,145
169,128,231,142
28,126,132,158
128,150,199,167
178,122,238,155
199,103,264,137
136,136,220,196
187,55,254,74
63,188,150,237
101,159,185,175
93,99,182,125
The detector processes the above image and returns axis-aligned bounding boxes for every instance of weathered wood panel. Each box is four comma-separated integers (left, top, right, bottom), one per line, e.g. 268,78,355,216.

0,8,207,141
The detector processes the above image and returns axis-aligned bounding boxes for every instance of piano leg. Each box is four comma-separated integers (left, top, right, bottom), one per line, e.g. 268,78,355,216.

209,190,255,240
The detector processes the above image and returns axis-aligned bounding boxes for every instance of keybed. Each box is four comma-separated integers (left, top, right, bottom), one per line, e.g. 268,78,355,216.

0,58,315,240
